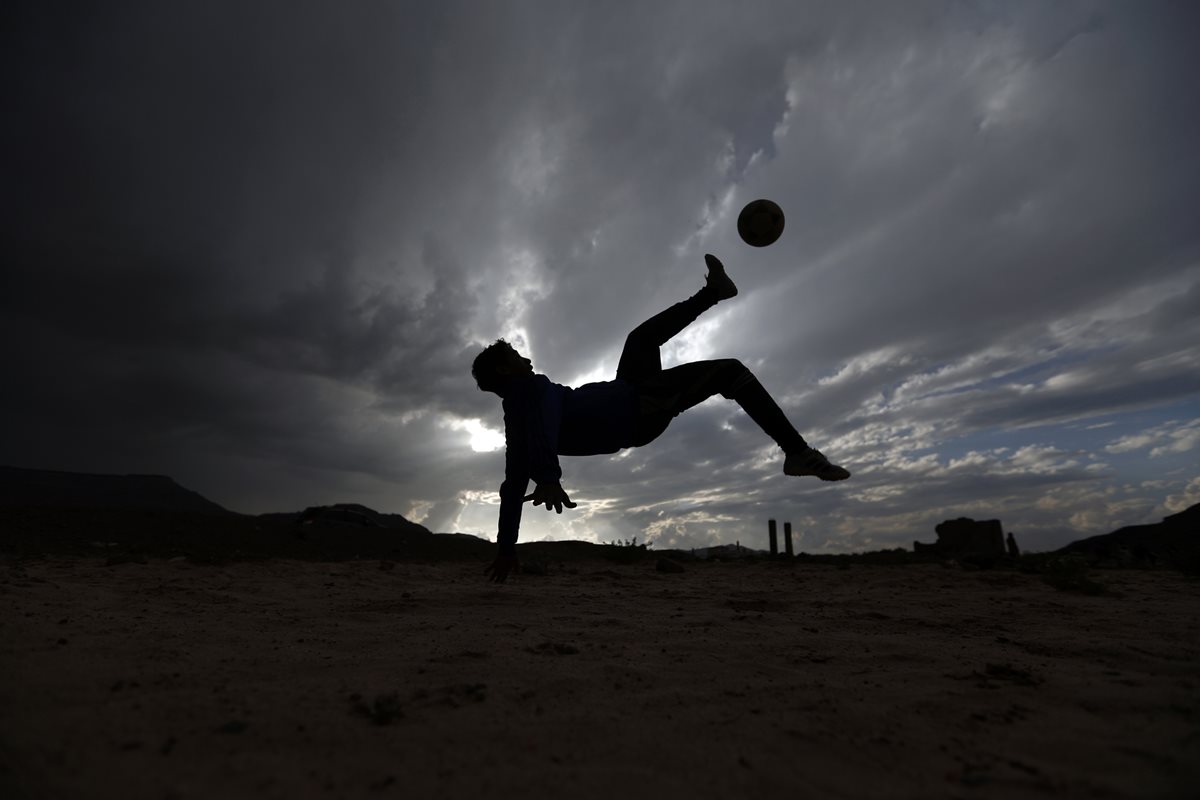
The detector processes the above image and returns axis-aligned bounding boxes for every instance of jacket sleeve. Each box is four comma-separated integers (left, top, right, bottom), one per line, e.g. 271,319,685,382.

496,473,528,556
525,376,563,484
496,376,563,554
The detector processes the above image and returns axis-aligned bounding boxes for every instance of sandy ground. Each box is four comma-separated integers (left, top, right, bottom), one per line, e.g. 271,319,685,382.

2,556,1198,799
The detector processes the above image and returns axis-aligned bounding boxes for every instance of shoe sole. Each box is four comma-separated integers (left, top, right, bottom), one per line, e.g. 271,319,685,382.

784,465,851,481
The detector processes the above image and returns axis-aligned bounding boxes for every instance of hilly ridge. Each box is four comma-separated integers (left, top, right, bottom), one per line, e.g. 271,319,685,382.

1057,503,1200,566
0,465,1195,566
0,465,232,514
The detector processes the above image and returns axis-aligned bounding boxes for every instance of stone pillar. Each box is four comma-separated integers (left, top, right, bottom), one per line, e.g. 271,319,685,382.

768,519,778,555
784,522,794,556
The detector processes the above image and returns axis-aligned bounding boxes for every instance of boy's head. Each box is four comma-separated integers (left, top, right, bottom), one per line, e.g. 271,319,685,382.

472,339,534,395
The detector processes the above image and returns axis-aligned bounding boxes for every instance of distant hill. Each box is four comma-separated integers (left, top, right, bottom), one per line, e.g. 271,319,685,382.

1058,503,1200,566
694,543,768,559
0,467,502,561
255,503,496,561
0,466,232,514
259,503,433,537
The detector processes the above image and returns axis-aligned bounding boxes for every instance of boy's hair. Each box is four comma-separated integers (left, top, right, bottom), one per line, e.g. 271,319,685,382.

472,339,517,394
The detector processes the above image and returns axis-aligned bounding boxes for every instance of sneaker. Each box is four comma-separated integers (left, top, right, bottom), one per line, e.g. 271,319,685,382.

704,254,738,301
784,447,851,481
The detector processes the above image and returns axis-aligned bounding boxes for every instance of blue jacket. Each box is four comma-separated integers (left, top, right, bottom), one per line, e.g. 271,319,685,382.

497,374,638,553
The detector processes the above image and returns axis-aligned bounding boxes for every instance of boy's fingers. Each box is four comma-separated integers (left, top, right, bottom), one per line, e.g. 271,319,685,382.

523,487,576,511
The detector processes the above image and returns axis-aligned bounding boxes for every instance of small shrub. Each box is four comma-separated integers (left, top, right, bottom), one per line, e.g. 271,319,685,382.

603,537,649,564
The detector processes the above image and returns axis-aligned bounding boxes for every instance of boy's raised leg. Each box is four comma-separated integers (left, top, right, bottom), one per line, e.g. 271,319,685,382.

616,254,738,382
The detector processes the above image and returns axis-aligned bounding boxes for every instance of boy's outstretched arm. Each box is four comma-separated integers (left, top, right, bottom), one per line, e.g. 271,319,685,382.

486,480,576,583
487,474,526,583
487,375,571,583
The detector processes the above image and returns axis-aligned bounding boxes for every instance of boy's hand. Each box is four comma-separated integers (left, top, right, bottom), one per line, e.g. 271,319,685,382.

485,554,519,583
523,482,577,513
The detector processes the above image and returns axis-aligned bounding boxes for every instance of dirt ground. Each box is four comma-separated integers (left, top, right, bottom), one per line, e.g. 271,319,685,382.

2,556,1198,799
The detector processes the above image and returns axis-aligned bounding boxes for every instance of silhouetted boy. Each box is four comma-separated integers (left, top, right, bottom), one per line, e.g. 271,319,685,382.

472,254,849,582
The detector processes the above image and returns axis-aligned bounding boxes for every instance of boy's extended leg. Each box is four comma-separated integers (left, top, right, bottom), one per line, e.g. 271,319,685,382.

634,358,850,481
616,254,849,481
616,255,737,383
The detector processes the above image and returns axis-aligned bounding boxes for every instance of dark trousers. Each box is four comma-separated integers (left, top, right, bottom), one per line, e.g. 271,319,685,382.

616,288,808,452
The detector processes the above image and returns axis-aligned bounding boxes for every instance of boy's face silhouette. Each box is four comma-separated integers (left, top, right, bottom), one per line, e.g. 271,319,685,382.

496,347,534,380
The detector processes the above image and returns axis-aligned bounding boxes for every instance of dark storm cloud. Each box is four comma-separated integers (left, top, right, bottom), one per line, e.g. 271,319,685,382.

8,3,434,268
3,1,496,485
7,4,428,324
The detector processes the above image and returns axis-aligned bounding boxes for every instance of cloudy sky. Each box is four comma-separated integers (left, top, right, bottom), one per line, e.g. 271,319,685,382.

5,1,1198,553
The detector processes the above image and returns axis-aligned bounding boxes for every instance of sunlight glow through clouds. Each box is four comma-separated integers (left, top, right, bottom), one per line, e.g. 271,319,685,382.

405,499,434,523
659,313,726,367
495,247,551,355
442,416,504,453
565,359,615,390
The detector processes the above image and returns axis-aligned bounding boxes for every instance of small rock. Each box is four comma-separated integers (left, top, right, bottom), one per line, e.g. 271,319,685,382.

656,558,685,573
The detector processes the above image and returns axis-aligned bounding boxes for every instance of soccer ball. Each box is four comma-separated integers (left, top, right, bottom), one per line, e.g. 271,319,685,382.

737,199,785,247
